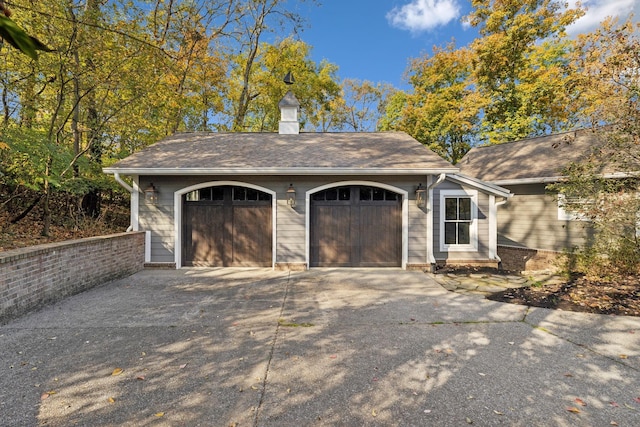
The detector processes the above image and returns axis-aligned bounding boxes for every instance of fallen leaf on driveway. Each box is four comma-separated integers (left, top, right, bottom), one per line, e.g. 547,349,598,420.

567,407,581,413
108,397,115,403
575,398,587,406
111,368,123,376
493,410,504,415
633,397,640,404
619,354,628,359
329,355,337,359
371,409,377,417
179,364,188,369
610,401,619,407
610,421,619,426
154,412,164,417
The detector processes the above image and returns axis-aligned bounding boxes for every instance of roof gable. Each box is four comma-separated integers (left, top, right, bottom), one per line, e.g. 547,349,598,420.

104,131,458,175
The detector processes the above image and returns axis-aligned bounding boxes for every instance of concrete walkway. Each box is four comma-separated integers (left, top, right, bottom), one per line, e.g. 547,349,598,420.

1,268,639,426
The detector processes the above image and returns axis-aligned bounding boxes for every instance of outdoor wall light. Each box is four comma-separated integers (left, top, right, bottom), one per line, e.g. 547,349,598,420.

145,183,159,205
286,183,296,207
415,183,426,208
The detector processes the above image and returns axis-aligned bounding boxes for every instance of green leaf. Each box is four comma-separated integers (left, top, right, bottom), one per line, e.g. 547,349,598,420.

0,15,53,60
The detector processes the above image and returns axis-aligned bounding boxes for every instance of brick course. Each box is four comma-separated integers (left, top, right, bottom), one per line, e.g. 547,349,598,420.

498,245,565,272
0,232,145,324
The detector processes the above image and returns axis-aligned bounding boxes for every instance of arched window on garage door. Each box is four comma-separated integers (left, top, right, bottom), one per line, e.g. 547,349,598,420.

310,185,401,267
183,185,272,266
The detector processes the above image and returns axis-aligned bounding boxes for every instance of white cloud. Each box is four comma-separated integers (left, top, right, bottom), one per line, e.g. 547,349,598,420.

386,0,461,33
566,0,639,36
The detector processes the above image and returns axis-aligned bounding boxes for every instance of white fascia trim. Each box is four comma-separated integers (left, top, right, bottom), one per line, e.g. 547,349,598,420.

447,173,512,198
173,180,277,269
493,172,640,186
104,167,457,176
492,176,564,185
305,180,409,269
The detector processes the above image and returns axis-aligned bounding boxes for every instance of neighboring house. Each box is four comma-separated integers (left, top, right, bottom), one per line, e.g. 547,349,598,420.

458,129,607,270
104,92,511,270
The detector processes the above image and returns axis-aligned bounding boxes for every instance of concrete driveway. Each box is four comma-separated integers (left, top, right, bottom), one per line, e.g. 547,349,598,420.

1,268,639,426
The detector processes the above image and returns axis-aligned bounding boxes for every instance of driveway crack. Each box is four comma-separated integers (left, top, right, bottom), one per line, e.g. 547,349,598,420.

253,271,292,426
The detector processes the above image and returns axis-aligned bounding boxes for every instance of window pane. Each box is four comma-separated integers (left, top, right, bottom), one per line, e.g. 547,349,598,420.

459,198,471,220
444,222,457,244
246,188,258,201
445,198,458,220
233,187,246,201
373,188,385,200
385,190,398,201
258,192,270,201
360,187,372,201
325,188,337,200
313,191,325,201
211,187,224,201
458,223,470,245
339,187,350,200
186,191,199,201
200,188,212,200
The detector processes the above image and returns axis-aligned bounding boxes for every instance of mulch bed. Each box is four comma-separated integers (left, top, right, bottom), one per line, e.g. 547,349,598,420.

435,266,640,317
487,274,640,317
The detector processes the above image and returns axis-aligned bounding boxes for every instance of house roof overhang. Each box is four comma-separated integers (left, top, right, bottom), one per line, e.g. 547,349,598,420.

446,173,513,198
102,167,458,176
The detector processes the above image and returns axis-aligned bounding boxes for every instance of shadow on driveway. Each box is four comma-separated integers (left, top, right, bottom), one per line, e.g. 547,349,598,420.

1,268,639,426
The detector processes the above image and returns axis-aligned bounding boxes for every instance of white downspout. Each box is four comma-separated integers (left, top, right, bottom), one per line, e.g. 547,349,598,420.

491,196,509,269
426,173,447,270
113,172,135,232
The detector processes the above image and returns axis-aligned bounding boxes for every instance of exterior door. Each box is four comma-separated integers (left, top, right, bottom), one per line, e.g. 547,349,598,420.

310,186,401,267
183,186,272,267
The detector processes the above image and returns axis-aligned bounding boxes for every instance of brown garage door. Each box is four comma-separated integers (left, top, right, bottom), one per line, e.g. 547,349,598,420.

183,186,272,267
310,186,401,267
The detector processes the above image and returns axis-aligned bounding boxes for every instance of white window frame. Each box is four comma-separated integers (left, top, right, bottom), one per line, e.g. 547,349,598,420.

557,193,590,221
439,189,478,252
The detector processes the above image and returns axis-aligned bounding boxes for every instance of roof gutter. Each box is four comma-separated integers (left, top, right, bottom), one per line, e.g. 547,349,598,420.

102,167,458,176
113,172,134,193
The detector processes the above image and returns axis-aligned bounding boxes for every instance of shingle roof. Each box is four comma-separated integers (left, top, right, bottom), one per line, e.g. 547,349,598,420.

104,131,457,175
458,129,610,184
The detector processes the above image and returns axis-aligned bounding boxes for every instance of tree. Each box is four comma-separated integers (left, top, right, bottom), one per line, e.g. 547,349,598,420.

330,79,396,132
389,43,481,163
466,0,584,143
225,37,341,132
549,18,640,276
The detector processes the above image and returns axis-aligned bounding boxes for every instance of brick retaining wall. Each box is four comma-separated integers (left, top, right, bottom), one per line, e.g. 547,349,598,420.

498,245,565,272
0,232,145,324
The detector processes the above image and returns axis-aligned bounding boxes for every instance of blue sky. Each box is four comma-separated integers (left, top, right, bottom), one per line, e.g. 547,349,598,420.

294,0,640,89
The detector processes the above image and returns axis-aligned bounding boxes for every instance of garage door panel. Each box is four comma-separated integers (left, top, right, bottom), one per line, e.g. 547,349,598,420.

359,204,401,266
232,205,272,266
311,205,352,266
184,204,227,266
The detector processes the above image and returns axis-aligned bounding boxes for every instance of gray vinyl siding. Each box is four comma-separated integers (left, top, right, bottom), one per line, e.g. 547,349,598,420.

137,175,433,266
433,180,492,262
497,184,593,252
